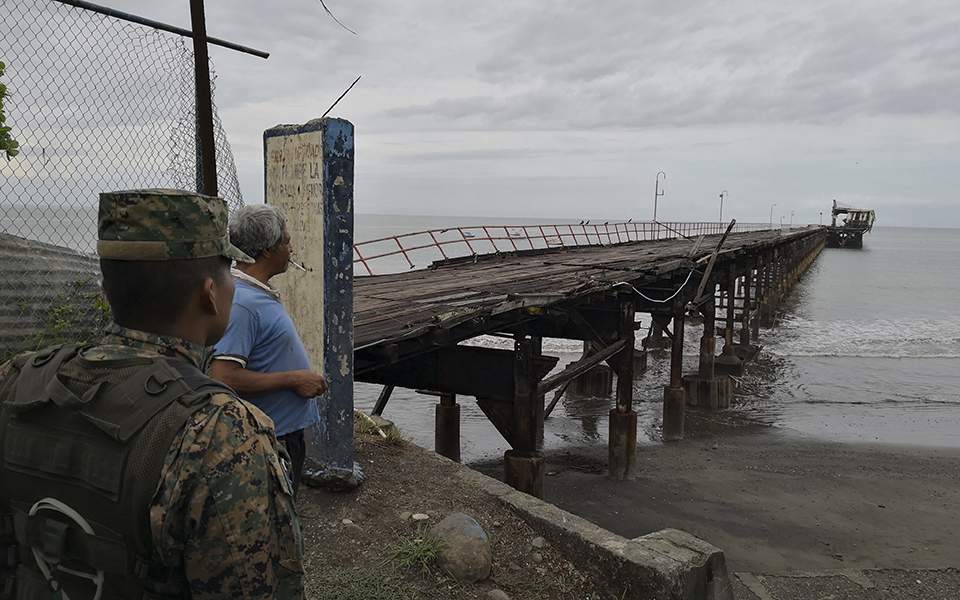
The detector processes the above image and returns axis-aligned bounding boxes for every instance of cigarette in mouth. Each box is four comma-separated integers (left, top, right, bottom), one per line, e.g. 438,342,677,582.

289,259,308,272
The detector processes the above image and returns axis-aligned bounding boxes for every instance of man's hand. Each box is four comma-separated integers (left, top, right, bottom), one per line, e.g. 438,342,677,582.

289,370,328,398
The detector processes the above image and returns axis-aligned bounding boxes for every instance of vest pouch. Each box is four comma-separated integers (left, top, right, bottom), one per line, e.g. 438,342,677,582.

78,361,193,443
6,346,81,414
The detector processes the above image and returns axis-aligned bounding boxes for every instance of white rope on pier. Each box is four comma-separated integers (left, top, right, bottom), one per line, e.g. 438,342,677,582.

612,269,697,304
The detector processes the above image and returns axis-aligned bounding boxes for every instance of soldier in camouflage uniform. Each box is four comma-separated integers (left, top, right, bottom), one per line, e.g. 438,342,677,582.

0,189,304,599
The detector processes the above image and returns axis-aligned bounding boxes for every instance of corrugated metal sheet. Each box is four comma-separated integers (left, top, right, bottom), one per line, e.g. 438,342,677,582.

0,233,102,360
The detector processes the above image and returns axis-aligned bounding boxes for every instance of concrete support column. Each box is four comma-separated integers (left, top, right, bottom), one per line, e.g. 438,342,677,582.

699,293,716,379
532,336,545,445
740,267,752,346
571,340,614,396
716,268,745,375
721,268,736,356
662,302,686,441
505,336,545,497
751,263,762,339
609,299,637,480
682,284,732,409
435,392,461,462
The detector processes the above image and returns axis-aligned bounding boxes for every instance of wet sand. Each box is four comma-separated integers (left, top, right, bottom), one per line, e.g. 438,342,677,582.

531,428,960,575
475,424,960,575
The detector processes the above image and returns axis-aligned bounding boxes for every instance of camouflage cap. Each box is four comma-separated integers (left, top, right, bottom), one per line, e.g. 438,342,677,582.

97,189,253,263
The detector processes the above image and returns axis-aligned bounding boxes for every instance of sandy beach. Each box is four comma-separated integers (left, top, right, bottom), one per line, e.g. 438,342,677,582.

527,425,960,575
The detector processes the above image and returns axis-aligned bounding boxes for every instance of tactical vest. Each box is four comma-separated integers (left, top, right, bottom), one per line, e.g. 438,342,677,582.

0,344,232,600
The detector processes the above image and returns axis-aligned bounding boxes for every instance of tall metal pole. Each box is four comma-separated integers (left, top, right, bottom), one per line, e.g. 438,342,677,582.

790,210,794,226
653,171,666,221
719,190,728,222
769,203,776,228
191,0,218,197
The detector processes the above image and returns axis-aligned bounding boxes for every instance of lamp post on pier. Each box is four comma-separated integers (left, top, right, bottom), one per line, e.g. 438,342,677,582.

653,171,666,239
719,190,728,223
790,210,794,227
769,203,776,228
653,171,666,222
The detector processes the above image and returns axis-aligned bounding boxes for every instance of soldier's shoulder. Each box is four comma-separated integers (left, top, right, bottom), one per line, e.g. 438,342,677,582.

0,346,60,389
0,351,30,379
180,392,278,458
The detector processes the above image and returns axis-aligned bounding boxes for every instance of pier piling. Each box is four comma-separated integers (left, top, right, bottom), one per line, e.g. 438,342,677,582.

435,392,461,462
608,299,637,480
662,302,687,441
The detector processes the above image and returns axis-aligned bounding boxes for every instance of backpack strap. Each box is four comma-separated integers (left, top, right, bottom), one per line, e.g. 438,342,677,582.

162,358,235,406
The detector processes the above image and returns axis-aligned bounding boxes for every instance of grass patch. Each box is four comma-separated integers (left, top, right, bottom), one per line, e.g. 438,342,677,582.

387,528,444,575
354,410,404,445
309,567,416,600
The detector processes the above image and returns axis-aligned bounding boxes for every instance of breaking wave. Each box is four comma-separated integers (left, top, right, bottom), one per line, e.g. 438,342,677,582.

766,316,960,360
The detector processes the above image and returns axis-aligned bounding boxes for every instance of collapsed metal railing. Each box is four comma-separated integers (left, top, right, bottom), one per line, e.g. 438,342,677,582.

353,220,779,276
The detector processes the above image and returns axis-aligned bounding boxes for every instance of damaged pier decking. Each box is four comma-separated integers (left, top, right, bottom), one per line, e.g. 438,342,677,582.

354,225,827,497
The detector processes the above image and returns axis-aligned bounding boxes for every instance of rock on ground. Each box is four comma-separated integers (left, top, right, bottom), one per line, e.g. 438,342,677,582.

430,512,492,583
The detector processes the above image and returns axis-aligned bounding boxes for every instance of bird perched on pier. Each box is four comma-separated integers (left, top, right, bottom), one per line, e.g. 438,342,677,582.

579,220,584,225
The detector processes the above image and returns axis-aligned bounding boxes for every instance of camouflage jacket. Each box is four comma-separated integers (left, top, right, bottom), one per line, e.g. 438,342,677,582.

0,324,305,599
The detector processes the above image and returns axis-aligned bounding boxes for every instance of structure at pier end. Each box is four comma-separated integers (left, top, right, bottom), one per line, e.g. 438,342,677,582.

827,199,876,248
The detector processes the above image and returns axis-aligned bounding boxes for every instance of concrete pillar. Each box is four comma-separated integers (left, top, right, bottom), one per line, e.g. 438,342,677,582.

571,340,614,396
662,303,686,441
609,299,637,480
716,268,744,376
504,450,545,497
645,314,672,349
435,392,461,462
751,265,761,339
265,118,357,487
684,285,733,409
609,410,637,479
532,336,545,445
699,292,716,379
740,268,752,346
505,336,544,497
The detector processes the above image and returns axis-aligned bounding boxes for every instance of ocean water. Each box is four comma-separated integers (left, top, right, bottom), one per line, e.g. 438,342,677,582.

5,207,956,455
354,219,960,460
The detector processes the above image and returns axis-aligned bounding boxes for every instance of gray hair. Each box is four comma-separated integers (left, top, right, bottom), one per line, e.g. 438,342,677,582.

228,204,287,259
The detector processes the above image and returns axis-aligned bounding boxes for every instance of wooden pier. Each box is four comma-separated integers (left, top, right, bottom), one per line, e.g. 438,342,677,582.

354,224,827,497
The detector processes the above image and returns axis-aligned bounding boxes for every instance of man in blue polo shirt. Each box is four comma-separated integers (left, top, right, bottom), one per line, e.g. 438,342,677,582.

211,204,327,494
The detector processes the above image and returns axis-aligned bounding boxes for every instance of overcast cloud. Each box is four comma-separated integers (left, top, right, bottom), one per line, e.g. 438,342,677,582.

98,1,960,226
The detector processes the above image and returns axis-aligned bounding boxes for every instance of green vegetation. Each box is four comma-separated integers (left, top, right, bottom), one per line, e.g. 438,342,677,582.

0,61,19,160
387,528,445,575
1,276,111,363
309,567,416,600
30,276,110,350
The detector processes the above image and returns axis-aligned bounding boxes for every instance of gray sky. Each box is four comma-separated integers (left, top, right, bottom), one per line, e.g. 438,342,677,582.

116,0,958,227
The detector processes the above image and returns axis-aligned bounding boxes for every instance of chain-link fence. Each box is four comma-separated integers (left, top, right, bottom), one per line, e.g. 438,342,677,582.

0,0,246,359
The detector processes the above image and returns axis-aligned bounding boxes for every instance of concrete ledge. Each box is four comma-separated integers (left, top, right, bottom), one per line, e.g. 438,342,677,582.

409,443,733,599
